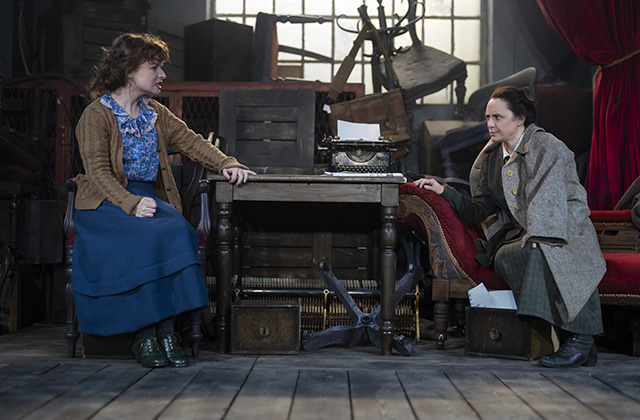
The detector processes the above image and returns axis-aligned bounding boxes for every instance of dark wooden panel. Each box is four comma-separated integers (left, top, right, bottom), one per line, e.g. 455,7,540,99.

333,232,373,247
235,141,305,167
232,89,313,107
243,247,313,267
245,231,314,247
184,18,252,82
332,248,370,268
236,122,299,140
236,107,299,122
219,88,315,172
83,24,131,45
241,266,318,279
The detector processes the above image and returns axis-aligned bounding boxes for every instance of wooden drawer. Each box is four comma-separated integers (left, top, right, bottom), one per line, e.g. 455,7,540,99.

231,299,301,355
465,307,556,360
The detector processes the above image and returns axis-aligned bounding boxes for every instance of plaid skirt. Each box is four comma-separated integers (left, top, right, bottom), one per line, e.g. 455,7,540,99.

71,181,210,336
494,239,603,335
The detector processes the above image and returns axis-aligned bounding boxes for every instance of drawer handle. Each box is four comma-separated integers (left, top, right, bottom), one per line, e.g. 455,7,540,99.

259,326,271,337
488,328,501,341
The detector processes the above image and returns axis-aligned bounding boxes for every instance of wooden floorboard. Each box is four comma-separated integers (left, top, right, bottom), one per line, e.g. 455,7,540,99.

289,369,351,420
396,370,479,420
493,371,604,420
158,365,253,420
0,322,639,420
21,364,148,420
541,371,640,420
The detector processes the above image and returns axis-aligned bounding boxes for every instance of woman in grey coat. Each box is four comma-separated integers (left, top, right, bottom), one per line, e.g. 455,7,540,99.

415,86,605,368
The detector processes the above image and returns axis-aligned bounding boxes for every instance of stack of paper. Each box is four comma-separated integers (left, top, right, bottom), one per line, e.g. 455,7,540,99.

337,120,380,140
468,283,517,310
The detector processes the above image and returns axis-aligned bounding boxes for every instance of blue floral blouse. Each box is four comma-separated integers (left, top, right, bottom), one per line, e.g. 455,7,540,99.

101,93,160,181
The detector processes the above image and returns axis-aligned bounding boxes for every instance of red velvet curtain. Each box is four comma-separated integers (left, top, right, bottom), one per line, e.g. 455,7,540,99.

536,0,640,209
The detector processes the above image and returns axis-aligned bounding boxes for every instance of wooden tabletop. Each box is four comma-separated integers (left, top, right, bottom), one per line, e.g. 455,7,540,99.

208,173,407,184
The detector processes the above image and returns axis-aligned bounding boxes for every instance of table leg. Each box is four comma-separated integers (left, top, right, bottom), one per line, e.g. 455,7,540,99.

216,202,233,353
380,205,397,355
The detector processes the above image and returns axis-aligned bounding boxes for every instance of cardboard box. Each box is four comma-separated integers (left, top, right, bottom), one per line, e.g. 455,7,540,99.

465,307,557,360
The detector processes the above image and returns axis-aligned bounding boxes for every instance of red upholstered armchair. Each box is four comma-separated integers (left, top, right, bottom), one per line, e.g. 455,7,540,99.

397,183,640,354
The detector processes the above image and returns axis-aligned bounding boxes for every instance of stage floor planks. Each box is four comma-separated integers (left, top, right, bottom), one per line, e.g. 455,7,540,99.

0,323,639,420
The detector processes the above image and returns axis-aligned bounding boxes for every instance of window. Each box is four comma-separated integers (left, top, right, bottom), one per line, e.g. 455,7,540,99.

212,0,482,104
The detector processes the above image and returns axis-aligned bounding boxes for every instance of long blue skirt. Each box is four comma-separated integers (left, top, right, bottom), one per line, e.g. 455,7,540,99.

71,181,210,336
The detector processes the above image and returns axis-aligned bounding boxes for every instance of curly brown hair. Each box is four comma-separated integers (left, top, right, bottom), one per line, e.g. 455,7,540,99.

86,32,170,100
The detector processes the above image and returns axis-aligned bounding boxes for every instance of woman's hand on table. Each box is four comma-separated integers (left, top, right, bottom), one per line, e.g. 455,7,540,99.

223,167,257,186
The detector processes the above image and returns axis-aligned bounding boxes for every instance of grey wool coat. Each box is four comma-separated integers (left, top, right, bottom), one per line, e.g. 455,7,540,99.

445,124,605,323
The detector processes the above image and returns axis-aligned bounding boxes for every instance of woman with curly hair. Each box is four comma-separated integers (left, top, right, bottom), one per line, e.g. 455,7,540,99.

72,32,255,368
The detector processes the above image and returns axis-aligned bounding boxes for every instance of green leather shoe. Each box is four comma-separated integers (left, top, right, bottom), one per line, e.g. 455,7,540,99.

132,336,168,368
159,333,189,367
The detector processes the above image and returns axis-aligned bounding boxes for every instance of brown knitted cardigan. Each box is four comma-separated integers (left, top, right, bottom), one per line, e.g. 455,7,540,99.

74,98,247,215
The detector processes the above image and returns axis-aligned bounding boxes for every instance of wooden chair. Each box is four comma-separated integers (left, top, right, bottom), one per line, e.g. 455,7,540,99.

360,0,467,112
251,12,333,82
218,87,316,175
397,183,640,355
64,168,212,358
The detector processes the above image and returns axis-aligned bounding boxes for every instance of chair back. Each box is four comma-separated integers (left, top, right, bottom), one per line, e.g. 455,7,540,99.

466,67,538,122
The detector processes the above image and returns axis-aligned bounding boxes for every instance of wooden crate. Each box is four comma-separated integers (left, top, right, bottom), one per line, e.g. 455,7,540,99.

37,1,184,81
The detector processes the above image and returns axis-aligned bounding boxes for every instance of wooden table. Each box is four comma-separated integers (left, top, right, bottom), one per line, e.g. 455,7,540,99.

209,173,406,355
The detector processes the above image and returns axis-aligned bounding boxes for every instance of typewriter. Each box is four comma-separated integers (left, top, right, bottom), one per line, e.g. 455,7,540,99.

320,136,394,173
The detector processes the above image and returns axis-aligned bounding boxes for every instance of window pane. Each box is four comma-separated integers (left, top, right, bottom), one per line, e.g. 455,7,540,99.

425,0,452,17
216,0,243,14
214,0,481,106
246,0,272,13
346,66,362,84
465,64,480,102
336,0,364,16
454,0,480,17
363,65,373,94
305,2,333,15
277,22,303,49
304,62,332,82
275,0,302,15
393,31,414,51
335,19,360,60
425,86,451,104
304,22,333,59
453,19,480,61
423,19,452,53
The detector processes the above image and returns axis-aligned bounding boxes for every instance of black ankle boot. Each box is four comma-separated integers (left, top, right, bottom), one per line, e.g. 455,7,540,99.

132,336,168,368
159,333,189,367
539,334,597,368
